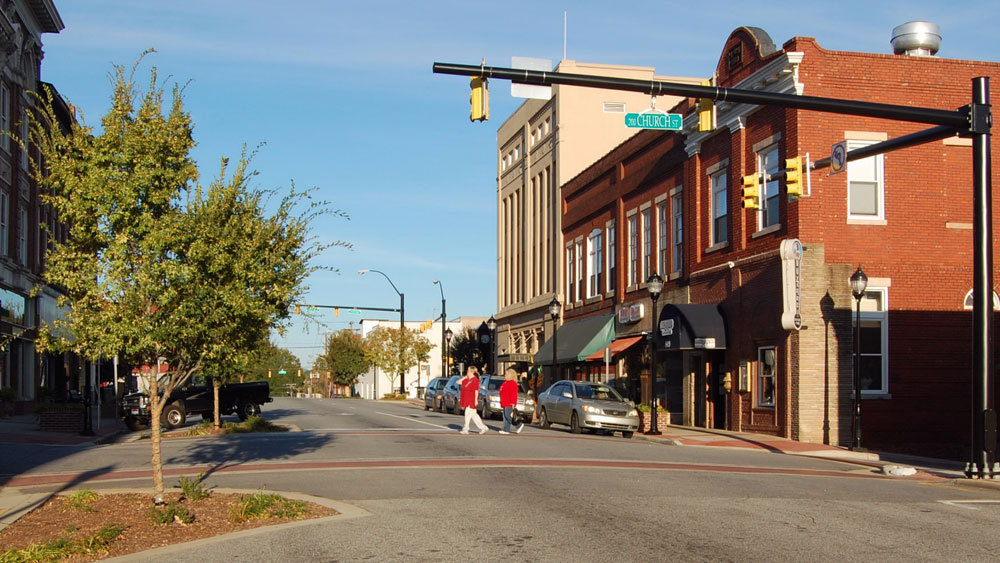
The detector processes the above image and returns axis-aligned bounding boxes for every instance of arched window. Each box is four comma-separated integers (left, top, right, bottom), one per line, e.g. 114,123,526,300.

962,289,1000,311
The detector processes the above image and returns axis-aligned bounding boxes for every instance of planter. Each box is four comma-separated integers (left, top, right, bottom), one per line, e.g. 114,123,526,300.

638,411,670,433
38,406,85,433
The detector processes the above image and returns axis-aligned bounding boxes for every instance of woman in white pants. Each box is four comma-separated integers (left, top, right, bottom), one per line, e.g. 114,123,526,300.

459,366,488,434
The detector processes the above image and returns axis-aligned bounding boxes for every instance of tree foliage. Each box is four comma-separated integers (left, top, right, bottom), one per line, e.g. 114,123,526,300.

362,326,431,392
27,54,344,502
247,341,303,395
316,329,370,387
447,328,487,375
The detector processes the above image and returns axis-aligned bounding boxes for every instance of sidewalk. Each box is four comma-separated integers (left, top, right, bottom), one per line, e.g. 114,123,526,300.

0,413,124,446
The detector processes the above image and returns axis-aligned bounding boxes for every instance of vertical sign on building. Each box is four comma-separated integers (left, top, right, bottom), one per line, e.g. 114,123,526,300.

780,239,803,330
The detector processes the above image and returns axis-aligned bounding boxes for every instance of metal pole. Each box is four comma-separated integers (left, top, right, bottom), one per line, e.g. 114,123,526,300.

551,315,558,387
399,292,405,394
648,292,661,435
434,280,446,379
968,76,996,478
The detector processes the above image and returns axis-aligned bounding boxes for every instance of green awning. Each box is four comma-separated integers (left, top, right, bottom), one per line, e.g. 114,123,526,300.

533,313,615,365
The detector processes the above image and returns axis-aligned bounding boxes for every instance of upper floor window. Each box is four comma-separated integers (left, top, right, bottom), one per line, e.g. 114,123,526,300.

760,146,780,229
0,191,7,256
711,171,728,245
962,289,1000,310
575,240,584,302
0,84,8,152
657,201,668,276
588,229,603,298
641,208,652,281
607,220,616,293
858,287,889,394
627,214,639,286
20,111,29,170
566,244,576,303
18,206,26,266
671,192,683,273
848,140,884,220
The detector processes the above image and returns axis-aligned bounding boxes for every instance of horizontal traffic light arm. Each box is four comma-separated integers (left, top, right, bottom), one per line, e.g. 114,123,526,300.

296,304,401,313
432,62,971,130
811,124,960,171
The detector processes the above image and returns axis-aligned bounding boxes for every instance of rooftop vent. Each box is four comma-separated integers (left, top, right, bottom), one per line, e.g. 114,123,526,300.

891,21,941,56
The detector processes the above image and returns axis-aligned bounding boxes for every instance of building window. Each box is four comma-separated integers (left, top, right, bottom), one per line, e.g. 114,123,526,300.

588,229,603,298
657,201,667,276
627,213,638,286
641,208,652,281
711,171,728,245
576,240,584,302
0,191,7,256
962,289,1000,310
607,220,616,293
760,146,780,229
566,244,575,303
20,111,28,170
757,347,776,407
0,84,8,152
671,192,683,273
857,288,889,394
847,140,884,220
18,207,27,266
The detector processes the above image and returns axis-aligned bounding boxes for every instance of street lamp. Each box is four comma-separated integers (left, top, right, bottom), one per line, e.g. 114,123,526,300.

433,280,447,378
850,265,868,451
445,327,454,375
646,273,664,435
547,298,561,390
359,269,405,393
486,315,497,375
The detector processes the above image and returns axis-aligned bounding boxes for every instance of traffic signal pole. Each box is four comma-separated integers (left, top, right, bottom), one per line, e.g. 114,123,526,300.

434,62,996,478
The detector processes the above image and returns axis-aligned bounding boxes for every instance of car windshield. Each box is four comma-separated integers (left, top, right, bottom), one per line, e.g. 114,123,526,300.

576,384,624,402
486,378,503,390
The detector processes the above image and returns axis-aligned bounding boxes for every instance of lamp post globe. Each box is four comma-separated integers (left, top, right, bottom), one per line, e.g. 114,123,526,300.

486,315,497,374
646,273,664,435
850,265,868,451
445,327,454,376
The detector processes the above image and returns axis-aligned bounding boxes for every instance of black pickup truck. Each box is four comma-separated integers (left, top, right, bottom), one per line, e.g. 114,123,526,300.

121,374,272,431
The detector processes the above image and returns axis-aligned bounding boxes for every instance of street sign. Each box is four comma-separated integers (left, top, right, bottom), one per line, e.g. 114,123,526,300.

348,309,362,315
625,112,682,130
278,369,287,375
830,141,847,175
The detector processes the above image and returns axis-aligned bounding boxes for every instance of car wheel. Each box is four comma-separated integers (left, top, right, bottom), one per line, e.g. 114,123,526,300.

237,401,259,421
437,399,444,413
161,404,186,430
622,431,634,439
539,408,550,429
570,412,581,434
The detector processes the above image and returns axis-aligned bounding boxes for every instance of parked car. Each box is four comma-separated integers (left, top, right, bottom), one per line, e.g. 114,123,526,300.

440,375,462,414
477,375,535,423
424,376,450,411
537,380,638,438
121,374,272,431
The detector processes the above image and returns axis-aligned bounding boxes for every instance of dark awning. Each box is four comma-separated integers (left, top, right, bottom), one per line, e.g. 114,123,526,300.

583,335,644,362
656,304,727,351
533,313,615,365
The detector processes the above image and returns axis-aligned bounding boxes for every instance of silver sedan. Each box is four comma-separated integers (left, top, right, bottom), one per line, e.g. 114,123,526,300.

537,381,639,438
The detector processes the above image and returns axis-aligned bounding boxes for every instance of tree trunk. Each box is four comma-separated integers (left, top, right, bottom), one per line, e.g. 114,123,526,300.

213,381,221,430
149,374,165,504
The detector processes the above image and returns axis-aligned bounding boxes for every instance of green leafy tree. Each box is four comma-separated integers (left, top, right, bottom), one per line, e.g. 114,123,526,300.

28,54,341,502
316,329,370,389
448,328,487,375
248,341,303,395
362,326,432,394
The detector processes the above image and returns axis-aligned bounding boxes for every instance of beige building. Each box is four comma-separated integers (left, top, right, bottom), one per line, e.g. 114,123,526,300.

495,60,702,369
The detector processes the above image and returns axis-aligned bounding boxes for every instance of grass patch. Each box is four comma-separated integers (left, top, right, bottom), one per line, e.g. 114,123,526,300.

175,471,212,500
182,416,286,436
0,522,124,562
229,492,309,523
148,501,194,525
60,489,98,513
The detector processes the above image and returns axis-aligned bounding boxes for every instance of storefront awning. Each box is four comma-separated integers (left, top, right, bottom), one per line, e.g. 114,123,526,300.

656,304,727,351
533,313,615,365
583,335,644,362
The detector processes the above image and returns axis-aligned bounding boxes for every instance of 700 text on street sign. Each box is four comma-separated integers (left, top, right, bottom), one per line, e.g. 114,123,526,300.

625,112,682,130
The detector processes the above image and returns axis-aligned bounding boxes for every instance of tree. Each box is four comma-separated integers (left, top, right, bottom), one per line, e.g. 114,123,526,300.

317,329,370,389
28,55,340,503
447,328,487,375
247,341,303,394
362,326,431,395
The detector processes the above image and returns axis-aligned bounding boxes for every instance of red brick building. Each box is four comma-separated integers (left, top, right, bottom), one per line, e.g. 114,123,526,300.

556,26,1000,459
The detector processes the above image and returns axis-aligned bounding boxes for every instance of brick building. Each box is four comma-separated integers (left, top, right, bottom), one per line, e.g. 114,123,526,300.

555,25,1000,460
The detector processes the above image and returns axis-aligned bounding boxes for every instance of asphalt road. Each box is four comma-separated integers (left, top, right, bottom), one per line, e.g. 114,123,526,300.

4,397,1000,562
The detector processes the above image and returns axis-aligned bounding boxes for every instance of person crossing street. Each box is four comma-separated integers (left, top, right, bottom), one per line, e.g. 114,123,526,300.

499,368,524,435
459,366,489,435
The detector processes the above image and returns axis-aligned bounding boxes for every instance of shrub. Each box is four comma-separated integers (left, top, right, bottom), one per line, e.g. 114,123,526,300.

229,492,308,523
0,386,17,403
61,489,98,513
636,403,668,413
175,472,211,500
149,501,194,525
0,523,123,562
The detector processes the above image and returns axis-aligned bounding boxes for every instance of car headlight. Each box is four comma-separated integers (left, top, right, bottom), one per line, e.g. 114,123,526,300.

489,394,499,402
628,409,639,417
525,399,535,407
582,405,602,414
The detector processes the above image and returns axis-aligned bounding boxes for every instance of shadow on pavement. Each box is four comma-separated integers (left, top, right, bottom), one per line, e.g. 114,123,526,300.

166,432,335,480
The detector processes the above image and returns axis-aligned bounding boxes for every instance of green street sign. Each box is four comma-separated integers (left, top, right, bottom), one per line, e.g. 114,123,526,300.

278,369,287,375
625,112,682,130
348,309,362,315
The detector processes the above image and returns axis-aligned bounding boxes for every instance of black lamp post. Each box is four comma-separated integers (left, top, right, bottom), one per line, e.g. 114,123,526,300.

433,280,447,378
360,269,405,393
646,273,664,435
486,315,498,375
445,327,454,375
548,298,561,390
850,265,868,451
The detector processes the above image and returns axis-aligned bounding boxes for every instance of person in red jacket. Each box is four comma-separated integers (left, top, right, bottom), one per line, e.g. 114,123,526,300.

499,368,524,434
459,366,488,435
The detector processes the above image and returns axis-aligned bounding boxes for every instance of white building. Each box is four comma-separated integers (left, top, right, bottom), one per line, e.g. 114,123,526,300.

355,316,486,399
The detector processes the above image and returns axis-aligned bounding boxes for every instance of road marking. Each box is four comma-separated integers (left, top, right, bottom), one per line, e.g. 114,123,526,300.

375,411,452,430
939,500,1000,510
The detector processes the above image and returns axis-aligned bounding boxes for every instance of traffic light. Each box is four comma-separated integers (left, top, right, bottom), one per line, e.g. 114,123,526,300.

295,304,301,315
785,156,803,200
741,174,761,210
470,76,489,122
697,79,715,132
334,307,339,317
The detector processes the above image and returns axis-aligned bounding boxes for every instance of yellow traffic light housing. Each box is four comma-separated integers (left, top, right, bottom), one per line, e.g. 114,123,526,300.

697,79,715,132
785,156,803,199
470,76,489,122
295,304,301,315
741,174,761,210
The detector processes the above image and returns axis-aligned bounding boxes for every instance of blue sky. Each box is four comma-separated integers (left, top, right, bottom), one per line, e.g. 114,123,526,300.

41,1,998,366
